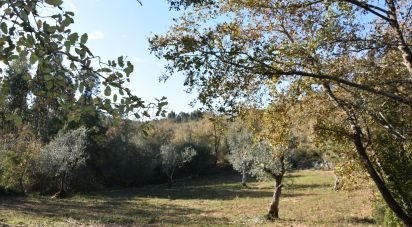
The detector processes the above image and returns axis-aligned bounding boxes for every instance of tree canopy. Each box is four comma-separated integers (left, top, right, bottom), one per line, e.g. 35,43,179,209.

0,0,166,127
151,0,412,225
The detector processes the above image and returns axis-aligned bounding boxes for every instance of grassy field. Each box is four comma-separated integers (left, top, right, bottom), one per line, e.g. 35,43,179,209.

0,170,375,226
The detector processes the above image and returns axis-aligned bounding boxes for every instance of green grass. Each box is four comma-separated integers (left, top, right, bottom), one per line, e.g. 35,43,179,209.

0,170,375,226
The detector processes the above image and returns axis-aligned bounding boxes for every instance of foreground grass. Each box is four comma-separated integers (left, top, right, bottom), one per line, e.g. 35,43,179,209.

0,170,375,226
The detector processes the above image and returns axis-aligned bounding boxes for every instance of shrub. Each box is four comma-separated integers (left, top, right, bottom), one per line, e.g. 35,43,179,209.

0,128,41,195
28,127,88,196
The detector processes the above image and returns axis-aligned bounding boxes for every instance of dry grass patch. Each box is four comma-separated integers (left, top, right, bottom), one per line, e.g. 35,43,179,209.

0,170,374,226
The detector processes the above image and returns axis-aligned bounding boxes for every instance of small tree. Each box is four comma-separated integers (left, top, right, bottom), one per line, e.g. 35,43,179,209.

227,125,255,186
160,143,196,186
253,100,298,219
0,128,41,195
36,127,88,198
250,140,295,219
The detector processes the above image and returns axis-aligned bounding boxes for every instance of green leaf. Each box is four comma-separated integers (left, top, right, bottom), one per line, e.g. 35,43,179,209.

104,86,111,96
98,68,112,73
0,22,7,34
79,82,85,93
113,94,118,103
6,114,22,127
75,48,85,59
45,0,63,7
68,33,79,45
118,56,124,67
124,61,134,76
20,10,29,22
62,17,73,27
80,33,88,45
29,53,38,64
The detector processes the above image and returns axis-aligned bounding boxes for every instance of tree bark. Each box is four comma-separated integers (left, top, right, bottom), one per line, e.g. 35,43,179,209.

18,169,26,195
267,175,283,219
167,168,175,187
333,173,342,190
385,0,412,77
324,86,412,226
52,171,67,199
351,124,412,226
241,168,247,186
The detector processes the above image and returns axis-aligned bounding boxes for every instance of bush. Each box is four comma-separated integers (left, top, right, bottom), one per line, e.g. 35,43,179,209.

160,143,197,186
27,127,88,196
0,129,41,195
87,123,161,188
289,146,323,169
182,141,216,176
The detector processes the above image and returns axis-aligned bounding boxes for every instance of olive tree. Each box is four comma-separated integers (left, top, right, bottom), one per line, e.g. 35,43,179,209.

160,143,196,186
35,127,87,198
226,124,255,186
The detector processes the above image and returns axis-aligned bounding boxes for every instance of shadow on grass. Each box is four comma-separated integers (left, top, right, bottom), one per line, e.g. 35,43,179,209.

287,183,332,190
94,173,312,201
349,217,376,224
0,196,228,225
0,170,371,226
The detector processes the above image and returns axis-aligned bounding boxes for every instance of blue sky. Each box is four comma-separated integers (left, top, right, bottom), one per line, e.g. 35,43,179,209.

64,0,198,113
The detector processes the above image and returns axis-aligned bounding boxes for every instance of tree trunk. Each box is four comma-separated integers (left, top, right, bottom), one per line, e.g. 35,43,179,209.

167,169,175,187
325,85,412,226
167,176,173,187
52,172,67,199
267,175,283,219
241,168,247,186
18,169,26,195
333,173,342,190
351,124,412,226
385,0,412,77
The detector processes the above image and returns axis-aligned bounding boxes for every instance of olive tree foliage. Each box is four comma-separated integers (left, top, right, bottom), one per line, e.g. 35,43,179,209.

226,123,254,186
226,120,293,218
151,0,412,224
255,99,298,219
33,127,87,197
0,0,166,129
160,143,196,186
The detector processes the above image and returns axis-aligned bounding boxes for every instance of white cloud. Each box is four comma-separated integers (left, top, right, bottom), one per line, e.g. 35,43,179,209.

88,31,104,40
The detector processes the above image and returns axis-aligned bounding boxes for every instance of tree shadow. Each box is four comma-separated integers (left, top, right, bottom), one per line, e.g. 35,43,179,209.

95,183,273,201
0,196,228,225
92,173,312,201
287,183,332,190
263,217,376,226
348,217,376,224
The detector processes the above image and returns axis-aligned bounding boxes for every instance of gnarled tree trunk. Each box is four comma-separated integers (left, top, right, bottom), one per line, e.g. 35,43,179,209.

262,154,286,220
267,175,283,219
